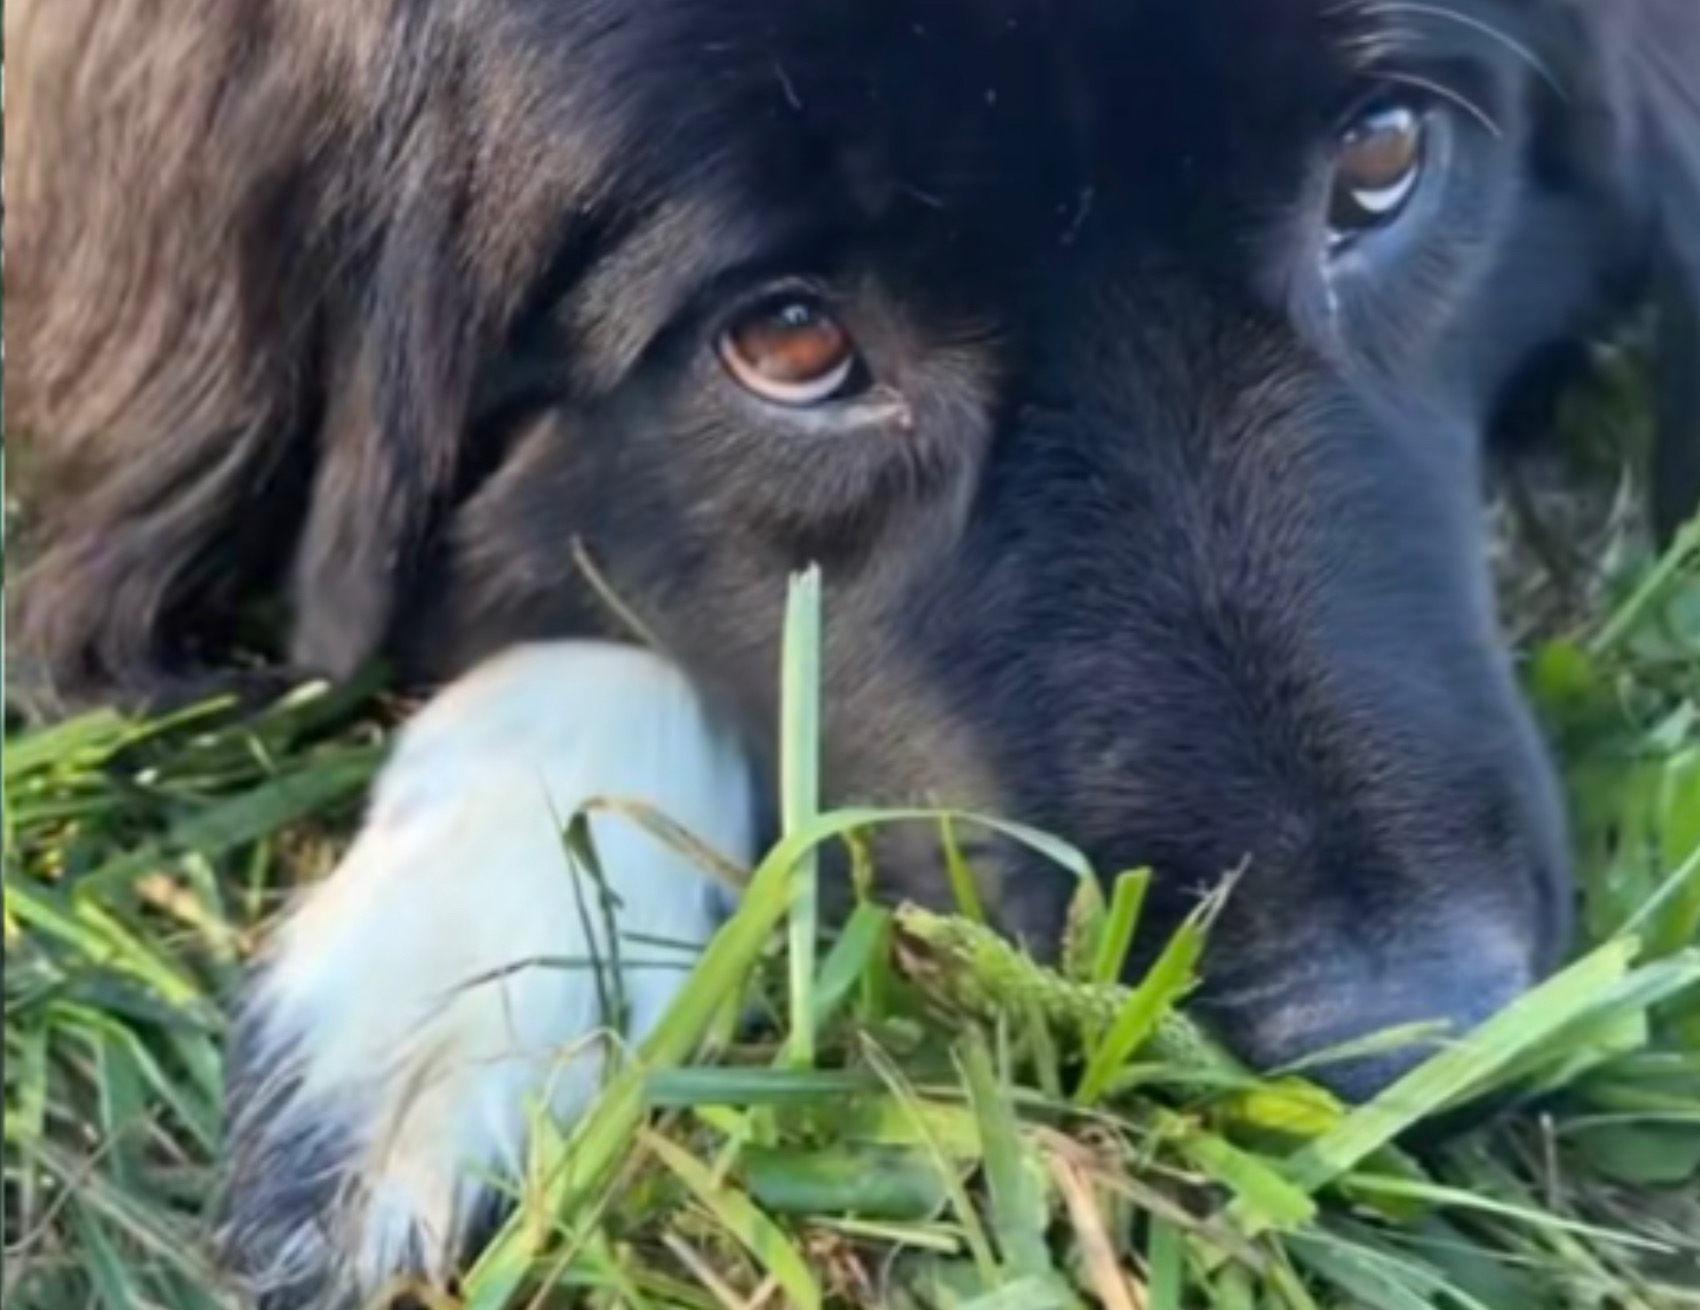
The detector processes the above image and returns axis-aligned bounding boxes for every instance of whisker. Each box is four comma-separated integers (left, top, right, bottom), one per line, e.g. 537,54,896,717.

1381,69,1505,138
1342,0,1563,96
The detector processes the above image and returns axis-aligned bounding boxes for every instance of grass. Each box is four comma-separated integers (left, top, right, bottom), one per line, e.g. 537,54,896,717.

4,506,1700,1309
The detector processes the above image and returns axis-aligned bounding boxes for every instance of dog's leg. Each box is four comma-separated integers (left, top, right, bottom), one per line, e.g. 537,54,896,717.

214,642,754,1309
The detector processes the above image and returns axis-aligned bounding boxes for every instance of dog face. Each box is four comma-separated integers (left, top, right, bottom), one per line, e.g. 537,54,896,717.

9,0,1699,1096
403,0,1594,1095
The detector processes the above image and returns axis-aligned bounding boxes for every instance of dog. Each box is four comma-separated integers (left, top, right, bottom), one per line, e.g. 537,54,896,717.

7,0,1699,1305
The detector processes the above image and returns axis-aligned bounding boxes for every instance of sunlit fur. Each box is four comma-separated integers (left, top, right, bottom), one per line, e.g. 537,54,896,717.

9,1,1700,1305
214,642,753,1309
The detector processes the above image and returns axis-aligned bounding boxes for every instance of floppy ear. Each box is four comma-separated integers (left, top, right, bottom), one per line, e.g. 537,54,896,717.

4,0,328,710
3,1,554,710
286,189,487,680
1561,0,1700,544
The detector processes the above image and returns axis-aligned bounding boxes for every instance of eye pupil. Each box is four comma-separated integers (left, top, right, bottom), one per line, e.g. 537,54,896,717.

1329,101,1426,237
718,296,859,404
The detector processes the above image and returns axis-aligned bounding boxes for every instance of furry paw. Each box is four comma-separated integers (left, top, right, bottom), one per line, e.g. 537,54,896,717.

213,642,755,1308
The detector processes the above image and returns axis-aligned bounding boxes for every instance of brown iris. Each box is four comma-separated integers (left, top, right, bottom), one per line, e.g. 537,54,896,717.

717,297,858,405
1329,102,1426,235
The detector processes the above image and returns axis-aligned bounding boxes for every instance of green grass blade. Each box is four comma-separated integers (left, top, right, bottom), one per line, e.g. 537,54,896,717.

644,1129,824,1310
1147,1216,1187,1310
742,1142,950,1219
1090,869,1151,987
780,566,824,1070
1269,937,1641,1204
959,1031,1057,1283
1074,880,1226,1106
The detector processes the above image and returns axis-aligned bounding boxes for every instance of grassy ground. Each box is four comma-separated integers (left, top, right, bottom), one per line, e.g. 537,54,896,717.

5,450,1699,1308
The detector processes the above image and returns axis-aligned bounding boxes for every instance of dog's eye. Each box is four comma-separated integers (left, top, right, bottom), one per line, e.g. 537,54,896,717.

1329,102,1426,238
717,297,860,406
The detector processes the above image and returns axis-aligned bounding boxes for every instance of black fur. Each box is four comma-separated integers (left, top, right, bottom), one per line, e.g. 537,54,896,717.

9,0,1700,1102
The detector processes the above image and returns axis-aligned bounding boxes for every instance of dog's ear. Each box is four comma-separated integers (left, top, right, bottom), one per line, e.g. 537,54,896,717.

1557,0,1700,543
4,1,325,709
4,1,566,708
285,184,487,679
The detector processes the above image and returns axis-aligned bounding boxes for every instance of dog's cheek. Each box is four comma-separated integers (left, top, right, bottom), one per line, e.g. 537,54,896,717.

213,642,756,1308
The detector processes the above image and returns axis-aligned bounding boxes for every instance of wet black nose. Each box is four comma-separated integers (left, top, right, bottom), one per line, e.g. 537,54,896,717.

1203,937,1539,1107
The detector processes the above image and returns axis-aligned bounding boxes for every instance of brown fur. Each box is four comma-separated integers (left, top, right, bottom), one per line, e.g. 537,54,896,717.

6,0,607,706
8,2,1700,1305
6,0,1696,715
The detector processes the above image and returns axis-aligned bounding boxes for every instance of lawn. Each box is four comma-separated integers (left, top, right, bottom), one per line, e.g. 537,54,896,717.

4,414,1699,1308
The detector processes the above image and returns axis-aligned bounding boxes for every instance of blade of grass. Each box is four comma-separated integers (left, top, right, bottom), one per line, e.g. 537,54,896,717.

3,710,132,778
1074,879,1229,1107
810,902,892,1031
780,567,824,1070
1049,1151,1143,1310
645,1068,880,1109
464,798,1090,1303
1147,1217,1186,1310
1264,937,1641,1209
940,814,990,924
1091,870,1151,987
958,1275,1083,1310
958,1030,1058,1284
1586,515,1700,658
27,1138,223,1288
77,751,380,896
643,1128,823,1310
742,1142,950,1220
862,1036,1001,1287
1154,1108,1318,1232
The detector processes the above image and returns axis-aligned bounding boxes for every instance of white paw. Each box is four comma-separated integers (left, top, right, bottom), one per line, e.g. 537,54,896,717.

215,642,755,1309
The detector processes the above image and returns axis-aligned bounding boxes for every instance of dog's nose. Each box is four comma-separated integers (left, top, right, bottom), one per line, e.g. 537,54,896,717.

1202,937,1539,1107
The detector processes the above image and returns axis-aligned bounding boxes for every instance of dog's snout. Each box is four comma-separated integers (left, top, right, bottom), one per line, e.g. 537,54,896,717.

1203,931,1540,1106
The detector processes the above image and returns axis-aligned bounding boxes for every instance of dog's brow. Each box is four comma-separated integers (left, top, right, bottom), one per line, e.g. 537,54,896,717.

1336,0,1556,135
1341,0,1555,87
565,191,815,390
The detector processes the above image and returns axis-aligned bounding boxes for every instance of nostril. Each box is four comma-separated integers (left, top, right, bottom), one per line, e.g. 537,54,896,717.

1204,952,1538,1109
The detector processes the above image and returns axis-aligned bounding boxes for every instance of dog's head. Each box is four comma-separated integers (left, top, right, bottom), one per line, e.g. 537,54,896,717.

9,0,1699,1097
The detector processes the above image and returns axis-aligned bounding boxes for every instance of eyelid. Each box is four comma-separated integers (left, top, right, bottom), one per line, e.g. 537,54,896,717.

704,275,837,345
1341,61,1508,140
734,384,911,435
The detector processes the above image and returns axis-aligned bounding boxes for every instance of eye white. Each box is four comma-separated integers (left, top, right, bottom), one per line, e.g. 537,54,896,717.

1346,167,1421,219
725,351,857,407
